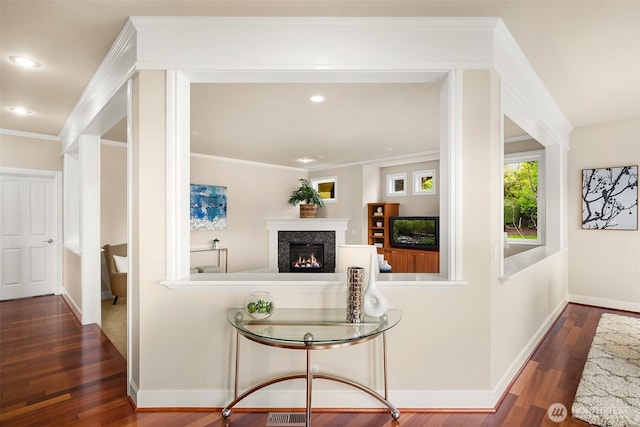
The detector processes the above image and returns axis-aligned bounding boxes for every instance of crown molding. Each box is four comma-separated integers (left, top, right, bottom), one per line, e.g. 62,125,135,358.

59,18,137,152
60,16,571,157
100,139,126,148
190,152,308,172
130,16,499,73
493,20,572,148
0,128,59,142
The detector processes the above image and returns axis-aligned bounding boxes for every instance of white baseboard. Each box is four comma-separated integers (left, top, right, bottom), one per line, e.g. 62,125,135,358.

60,288,82,321
132,385,499,410
129,379,139,405
569,294,640,313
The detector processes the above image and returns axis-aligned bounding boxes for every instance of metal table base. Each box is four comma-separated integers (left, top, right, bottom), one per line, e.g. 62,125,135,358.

222,331,400,426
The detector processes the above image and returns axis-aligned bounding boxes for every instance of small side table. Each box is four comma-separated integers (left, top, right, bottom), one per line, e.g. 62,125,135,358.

222,308,401,425
190,247,228,273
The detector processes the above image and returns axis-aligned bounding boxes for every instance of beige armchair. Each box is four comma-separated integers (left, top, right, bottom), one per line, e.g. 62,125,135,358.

103,244,127,305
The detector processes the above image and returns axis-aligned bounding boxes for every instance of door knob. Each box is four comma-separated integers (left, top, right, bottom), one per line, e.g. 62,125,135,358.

43,239,53,243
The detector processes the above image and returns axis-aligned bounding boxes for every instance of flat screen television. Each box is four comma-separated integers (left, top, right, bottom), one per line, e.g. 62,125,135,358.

390,216,439,250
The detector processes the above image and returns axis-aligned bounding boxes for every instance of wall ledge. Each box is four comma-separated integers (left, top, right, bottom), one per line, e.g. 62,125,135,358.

161,272,467,291
500,247,566,283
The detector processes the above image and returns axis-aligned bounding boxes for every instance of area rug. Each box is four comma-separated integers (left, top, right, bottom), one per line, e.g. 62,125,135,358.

572,313,640,427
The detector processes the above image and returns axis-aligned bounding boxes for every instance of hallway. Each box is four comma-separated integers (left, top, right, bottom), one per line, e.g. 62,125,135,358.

3,295,635,426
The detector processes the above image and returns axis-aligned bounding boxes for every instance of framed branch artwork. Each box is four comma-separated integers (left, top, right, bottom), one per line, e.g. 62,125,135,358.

581,165,638,230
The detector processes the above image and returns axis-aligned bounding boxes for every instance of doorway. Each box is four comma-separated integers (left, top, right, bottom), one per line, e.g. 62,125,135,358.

99,135,128,358
0,168,61,300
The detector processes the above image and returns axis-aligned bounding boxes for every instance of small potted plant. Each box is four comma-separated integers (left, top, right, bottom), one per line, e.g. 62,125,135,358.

246,291,275,319
288,178,325,218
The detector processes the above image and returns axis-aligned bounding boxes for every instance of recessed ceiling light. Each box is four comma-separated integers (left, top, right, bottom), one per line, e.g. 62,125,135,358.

310,95,325,103
9,55,41,68
297,157,315,164
9,106,32,115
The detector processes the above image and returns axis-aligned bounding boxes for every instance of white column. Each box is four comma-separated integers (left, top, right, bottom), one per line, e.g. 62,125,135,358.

78,134,101,325
165,70,191,279
439,70,463,281
545,143,568,251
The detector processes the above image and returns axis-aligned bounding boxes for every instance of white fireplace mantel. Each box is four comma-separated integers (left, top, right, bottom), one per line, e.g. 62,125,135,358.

265,218,350,270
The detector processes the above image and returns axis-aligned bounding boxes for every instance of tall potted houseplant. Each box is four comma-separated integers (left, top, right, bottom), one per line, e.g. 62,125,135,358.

288,178,325,218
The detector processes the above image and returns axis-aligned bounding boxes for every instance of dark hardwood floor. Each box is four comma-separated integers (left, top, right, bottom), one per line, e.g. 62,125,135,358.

1,295,638,426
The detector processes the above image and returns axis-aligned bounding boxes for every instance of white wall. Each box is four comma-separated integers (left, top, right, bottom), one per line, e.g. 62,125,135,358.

568,118,640,311
310,165,366,244
132,70,574,410
52,69,570,410
100,143,127,295
101,143,127,247
0,133,62,171
381,160,440,216
190,155,303,272
491,252,568,385
130,71,169,391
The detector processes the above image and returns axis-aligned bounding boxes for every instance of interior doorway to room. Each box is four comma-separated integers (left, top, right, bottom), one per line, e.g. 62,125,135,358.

100,122,128,359
0,169,60,300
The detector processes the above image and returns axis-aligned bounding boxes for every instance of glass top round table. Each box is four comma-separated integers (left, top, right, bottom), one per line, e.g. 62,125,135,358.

227,308,402,349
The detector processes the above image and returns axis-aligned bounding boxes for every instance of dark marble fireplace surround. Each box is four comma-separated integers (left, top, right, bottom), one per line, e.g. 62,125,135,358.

278,231,336,273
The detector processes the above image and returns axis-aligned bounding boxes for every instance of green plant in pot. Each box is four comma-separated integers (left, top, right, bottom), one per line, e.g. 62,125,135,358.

288,178,325,218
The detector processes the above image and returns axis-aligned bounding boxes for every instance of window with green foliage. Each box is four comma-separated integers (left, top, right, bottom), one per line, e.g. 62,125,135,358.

504,151,543,243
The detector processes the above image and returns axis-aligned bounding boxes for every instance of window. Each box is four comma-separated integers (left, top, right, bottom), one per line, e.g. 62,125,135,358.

504,151,544,245
386,173,407,197
311,176,337,203
413,169,436,195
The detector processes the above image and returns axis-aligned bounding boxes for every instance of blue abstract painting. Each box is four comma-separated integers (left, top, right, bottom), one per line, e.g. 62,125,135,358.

190,184,227,230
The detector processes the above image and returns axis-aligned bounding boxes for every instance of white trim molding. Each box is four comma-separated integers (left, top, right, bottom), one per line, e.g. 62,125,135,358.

0,128,60,142
569,294,640,313
165,70,191,280
440,70,464,281
59,19,137,151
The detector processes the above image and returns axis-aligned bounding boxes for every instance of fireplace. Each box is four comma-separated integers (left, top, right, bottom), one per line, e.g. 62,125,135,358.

265,218,349,273
290,243,324,272
278,230,336,273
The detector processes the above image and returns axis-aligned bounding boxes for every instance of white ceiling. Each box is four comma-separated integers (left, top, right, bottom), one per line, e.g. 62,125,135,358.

189,83,441,170
2,1,638,168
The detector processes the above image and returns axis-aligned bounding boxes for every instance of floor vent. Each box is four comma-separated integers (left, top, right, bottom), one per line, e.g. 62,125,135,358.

266,412,306,426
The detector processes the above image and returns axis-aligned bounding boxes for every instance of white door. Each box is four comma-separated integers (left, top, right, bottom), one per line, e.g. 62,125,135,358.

0,171,59,300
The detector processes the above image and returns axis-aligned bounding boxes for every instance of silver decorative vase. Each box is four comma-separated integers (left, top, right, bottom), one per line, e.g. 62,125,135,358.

346,267,365,323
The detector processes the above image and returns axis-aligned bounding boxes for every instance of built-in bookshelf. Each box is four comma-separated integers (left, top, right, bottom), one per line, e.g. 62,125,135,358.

367,202,399,251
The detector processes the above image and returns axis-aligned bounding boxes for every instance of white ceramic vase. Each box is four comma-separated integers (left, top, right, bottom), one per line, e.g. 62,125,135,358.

363,252,388,317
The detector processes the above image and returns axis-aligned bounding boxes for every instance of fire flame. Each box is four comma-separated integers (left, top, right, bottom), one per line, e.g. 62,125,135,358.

292,253,321,269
